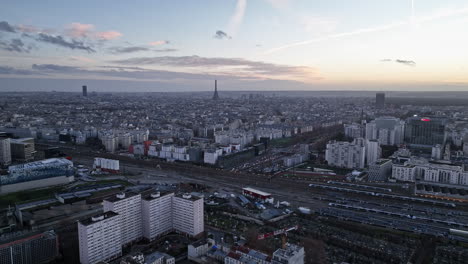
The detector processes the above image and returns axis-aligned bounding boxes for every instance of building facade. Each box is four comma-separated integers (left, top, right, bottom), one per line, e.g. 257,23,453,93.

78,212,122,264
0,136,11,166
141,192,174,241
0,231,59,264
172,194,204,237
103,192,143,245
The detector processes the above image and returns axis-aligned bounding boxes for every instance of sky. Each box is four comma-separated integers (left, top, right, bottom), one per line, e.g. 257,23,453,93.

1,0,468,92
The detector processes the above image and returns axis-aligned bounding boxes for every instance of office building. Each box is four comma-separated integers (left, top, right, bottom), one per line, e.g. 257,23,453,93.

103,192,143,245
368,159,392,182
0,230,59,264
325,139,366,169
82,85,87,96
404,117,447,147
1,158,74,194
365,117,405,146
272,244,305,264
375,93,385,109
78,212,122,264
10,138,35,162
141,192,174,241
0,135,11,166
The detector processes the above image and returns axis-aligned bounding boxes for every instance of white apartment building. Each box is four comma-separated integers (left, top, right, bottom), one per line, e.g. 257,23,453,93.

172,194,204,236
142,192,174,241
325,139,366,169
0,137,11,166
272,244,305,264
391,164,417,182
101,135,118,153
103,192,143,245
78,212,122,264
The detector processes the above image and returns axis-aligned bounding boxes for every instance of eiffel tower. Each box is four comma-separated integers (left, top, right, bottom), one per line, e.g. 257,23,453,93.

212,80,220,100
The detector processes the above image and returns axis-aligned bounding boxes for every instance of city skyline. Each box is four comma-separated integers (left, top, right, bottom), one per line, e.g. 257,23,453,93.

1,0,468,91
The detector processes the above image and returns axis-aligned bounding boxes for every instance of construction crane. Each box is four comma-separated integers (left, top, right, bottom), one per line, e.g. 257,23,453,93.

257,225,299,249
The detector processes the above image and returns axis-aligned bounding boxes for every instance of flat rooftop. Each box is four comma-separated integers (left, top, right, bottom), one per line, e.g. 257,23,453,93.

242,187,271,197
79,211,118,226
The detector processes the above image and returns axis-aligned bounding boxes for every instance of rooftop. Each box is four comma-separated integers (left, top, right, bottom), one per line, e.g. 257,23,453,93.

242,187,271,197
79,211,118,226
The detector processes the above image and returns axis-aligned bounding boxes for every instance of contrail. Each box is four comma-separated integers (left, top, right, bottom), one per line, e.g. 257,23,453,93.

264,5,468,55
227,0,247,36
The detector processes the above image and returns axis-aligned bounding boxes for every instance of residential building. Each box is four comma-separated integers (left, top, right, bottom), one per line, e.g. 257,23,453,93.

103,192,143,245
172,194,204,237
141,192,174,241
78,212,122,264
365,117,405,146
271,244,305,264
325,139,366,169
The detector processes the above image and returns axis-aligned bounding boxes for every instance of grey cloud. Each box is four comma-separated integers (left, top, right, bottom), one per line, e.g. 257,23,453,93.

32,64,80,72
109,46,178,54
214,30,231,39
23,64,254,81
109,55,317,77
153,48,178,52
0,38,33,53
35,33,95,53
0,21,16,33
109,46,150,54
0,66,35,75
381,59,416,66
395,59,416,66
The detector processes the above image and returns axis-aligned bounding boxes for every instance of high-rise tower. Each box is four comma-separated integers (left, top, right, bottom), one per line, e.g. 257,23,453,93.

375,92,385,109
212,80,219,100
82,85,88,97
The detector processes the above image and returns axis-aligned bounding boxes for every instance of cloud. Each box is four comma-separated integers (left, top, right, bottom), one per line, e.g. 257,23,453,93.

380,59,416,66
227,0,247,36
395,59,416,66
109,55,319,79
0,66,36,75
67,23,94,38
35,33,96,53
149,40,169,46
214,30,231,39
32,64,80,71
69,56,95,63
0,21,16,33
109,46,150,54
109,46,178,54
94,31,122,40
153,48,178,52
0,38,33,53
65,22,122,40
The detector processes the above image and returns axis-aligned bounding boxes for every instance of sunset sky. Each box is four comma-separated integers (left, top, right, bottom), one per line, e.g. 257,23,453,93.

1,0,468,91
